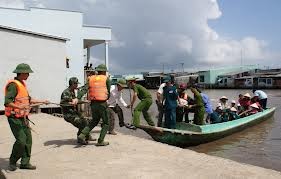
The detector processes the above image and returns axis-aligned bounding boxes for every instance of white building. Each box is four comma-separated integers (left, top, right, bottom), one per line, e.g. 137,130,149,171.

0,7,111,110
0,6,111,83
0,25,67,110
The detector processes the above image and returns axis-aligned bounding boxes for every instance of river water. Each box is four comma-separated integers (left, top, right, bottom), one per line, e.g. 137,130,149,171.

118,89,281,171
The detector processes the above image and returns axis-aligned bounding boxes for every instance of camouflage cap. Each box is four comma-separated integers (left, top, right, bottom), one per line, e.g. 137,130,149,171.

95,64,107,72
13,63,33,73
117,79,127,88
69,77,80,86
163,76,171,83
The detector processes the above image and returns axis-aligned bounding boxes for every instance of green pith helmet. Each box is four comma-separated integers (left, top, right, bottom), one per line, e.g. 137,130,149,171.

13,63,34,73
117,79,127,88
95,64,107,72
69,77,80,86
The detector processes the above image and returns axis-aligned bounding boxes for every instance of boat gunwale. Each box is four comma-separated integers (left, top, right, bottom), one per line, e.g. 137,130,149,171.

140,107,275,135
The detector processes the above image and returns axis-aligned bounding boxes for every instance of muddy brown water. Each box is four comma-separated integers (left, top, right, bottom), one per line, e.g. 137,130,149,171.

116,89,281,171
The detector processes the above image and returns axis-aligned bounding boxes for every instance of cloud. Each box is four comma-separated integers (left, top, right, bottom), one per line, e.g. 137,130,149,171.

0,0,24,8
3,0,276,73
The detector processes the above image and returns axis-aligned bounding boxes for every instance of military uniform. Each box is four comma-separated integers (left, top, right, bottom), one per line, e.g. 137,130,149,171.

131,83,155,127
191,88,205,125
4,63,36,171
60,84,89,139
77,64,111,146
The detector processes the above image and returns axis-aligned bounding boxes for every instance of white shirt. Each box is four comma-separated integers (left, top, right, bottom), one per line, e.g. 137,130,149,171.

254,90,267,99
107,85,128,107
157,83,166,94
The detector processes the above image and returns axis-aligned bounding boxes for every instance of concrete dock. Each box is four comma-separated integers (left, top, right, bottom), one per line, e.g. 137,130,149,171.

1,113,281,179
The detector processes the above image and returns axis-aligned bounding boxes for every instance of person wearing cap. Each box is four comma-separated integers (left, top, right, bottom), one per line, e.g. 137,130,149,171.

127,78,155,127
187,86,205,125
4,63,49,171
155,76,169,127
162,77,180,129
107,79,130,134
252,89,268,109
77,64,111,146
60,77,93,144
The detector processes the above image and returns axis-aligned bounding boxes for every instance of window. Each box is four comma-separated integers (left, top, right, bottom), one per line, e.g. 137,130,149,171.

199,75,205,83
266,78,272,85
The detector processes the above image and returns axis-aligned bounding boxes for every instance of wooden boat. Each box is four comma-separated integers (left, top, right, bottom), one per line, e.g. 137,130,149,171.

138,107,275,148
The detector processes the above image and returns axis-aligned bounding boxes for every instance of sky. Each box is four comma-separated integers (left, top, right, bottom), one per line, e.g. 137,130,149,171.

0,0,280,74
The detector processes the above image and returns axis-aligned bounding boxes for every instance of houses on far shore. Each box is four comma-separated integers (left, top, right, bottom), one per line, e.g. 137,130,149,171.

112,65,281,89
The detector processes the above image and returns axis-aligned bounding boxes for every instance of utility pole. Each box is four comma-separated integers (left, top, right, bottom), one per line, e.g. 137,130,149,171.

180,63,184,73
240,48,243,67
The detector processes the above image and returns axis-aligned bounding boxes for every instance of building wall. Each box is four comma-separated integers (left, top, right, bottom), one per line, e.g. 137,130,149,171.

0,28,66,110
274,78,281,88
0,7,111,84
199,65,257,85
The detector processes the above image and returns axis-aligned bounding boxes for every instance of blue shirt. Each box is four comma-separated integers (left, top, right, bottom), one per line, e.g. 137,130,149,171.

254,90,267,99
201,93,213,114
163,85,178,110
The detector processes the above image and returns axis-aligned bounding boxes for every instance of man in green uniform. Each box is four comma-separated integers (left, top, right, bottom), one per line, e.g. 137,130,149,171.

127,78,155,127
77,64,111,146
187,86,205,125
60,77,94,143
4,63,49,171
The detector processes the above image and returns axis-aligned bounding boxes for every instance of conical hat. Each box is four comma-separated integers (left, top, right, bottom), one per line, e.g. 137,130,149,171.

231,100,236,104
220,96,228,100
230,107,237,112
250,103,259,109
243,93,251,98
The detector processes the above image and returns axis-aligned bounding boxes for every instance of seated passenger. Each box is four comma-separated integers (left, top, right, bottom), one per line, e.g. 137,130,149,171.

230,100,236,108
229,107,240,121
218,96,229,110
251,95,263,112
240,93,251,111
210,105,222,124
248,103,260,115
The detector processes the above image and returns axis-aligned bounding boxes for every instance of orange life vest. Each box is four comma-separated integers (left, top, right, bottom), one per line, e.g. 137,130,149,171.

89,75,108,101
4,80,30,118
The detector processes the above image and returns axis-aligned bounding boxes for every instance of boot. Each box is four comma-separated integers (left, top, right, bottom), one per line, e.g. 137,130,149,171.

86,135,96,141
125,123,137,130
20,164,36,170
119,122,125,127
77,134,88,145
108,131,117,135
97,124,109,145
8,163,17,171
96,141,109,146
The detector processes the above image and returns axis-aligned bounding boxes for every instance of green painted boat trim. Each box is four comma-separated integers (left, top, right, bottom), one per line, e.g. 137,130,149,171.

138,107,276,147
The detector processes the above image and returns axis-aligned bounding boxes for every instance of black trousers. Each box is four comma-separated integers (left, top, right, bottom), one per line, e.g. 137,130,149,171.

260,98,267,109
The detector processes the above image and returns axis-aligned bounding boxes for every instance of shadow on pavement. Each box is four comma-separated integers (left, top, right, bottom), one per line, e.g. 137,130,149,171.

44,139,96,148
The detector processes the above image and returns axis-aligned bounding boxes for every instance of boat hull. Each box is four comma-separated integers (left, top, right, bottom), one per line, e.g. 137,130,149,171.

139,108,275,148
